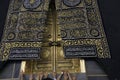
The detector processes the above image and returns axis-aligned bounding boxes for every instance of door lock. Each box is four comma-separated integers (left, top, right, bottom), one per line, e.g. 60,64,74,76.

49,41,61,46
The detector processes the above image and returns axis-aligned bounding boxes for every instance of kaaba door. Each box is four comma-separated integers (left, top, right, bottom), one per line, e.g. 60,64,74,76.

23,7,83,74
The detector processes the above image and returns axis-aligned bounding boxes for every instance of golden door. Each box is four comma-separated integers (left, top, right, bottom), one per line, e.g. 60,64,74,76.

22,6,84,74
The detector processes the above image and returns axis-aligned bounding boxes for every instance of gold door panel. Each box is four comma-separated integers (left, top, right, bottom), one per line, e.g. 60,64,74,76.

25,47,53,73
25,47,81,74
24,5,81,74
56,47,81,73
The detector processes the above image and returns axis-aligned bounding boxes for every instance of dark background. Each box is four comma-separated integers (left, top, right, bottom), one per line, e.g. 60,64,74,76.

0,0,120,80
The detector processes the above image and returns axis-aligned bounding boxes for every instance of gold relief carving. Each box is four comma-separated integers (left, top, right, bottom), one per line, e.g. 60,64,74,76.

40,49,50,59
56,47,80,73
59,49,64,58
26,46,81,73
25,47,53,73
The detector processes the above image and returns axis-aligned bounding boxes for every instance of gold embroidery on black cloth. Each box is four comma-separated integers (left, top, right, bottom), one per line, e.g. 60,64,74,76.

0,0,111,61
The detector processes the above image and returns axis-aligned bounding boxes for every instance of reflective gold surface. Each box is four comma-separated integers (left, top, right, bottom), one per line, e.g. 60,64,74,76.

24,6,81,74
